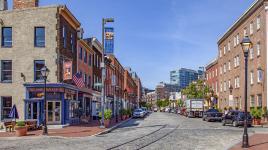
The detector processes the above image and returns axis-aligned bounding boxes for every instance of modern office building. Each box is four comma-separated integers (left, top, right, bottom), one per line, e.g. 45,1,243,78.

170,68,198,90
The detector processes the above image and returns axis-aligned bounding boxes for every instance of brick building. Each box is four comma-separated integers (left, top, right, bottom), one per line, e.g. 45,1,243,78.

77,39,94,118
124,69,138,109
205,58,219,107
217,0,267,110
0,0,81,125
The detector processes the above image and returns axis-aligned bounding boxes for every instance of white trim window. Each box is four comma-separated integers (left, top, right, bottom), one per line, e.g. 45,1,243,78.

223,63,226,73
220,82,223,92
257,69,263,83
237,76,240,88
234,36,237,47
237,55,240,66
250,22,254,35
234,57,237,67
228,61,231,71
224,81,227,92
257,94,262,107
236,34,240,45
223,46,226,55
219,49,222,58
215,81,218,93
215,69,218,76
228,42,231,51
220,66,223,75
257,42,261,56
228,79,231,88
250,71,254,85
257,16,261,30
250,48,254,59
244,27,247,37
250,95,255,107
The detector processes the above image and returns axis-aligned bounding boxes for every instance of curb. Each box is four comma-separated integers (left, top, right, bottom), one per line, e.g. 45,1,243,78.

96,117,133,136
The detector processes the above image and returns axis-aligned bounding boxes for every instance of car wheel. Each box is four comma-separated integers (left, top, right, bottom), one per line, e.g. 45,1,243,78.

222,120,226,126
233,121,238,127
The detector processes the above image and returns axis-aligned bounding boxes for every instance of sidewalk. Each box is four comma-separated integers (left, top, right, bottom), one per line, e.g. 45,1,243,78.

229,134,268,150
0,117,128,138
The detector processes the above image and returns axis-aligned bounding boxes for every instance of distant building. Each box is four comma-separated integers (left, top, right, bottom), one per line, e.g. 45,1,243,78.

170,68,198,90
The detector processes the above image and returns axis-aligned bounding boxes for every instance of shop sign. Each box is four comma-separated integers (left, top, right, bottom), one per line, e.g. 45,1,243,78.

63,61,72,80
28,87,64,93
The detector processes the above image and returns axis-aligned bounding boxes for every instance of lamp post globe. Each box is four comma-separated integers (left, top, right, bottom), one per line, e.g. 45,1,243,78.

41,66,50,79
240,36,252,148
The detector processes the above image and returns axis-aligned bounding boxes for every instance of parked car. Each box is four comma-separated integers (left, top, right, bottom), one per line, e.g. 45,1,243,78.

203,109,223,122
222,111,253,127
133,109,146,118
165,107,170,112
141,107,148,115
153,107,158,112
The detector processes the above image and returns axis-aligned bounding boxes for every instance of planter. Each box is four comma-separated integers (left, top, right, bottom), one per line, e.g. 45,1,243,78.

254,118,261,125
15,126,27,137
104,120,110,128
122,115,126,120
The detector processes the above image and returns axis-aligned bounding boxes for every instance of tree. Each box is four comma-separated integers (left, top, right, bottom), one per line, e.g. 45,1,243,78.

181,80,211,99
177,99,184,107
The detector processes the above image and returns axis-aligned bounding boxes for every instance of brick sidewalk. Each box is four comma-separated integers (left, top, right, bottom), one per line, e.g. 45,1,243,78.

229,134,268,150
0,117,127,138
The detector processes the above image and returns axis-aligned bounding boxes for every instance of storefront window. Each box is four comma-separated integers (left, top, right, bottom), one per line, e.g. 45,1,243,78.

69,102,79,118
1,97,12,120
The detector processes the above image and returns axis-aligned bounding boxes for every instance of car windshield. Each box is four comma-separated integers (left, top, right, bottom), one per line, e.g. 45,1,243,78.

207,109,219,112
135,109,143,112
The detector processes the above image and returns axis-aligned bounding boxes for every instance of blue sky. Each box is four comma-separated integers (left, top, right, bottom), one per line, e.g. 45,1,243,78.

15,0,255,89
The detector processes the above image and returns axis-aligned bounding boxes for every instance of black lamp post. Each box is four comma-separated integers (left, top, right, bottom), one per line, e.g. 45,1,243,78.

240,36,252,148
41,66,50,135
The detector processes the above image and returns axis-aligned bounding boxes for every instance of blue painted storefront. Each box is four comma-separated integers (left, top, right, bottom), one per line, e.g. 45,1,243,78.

24,83,80,126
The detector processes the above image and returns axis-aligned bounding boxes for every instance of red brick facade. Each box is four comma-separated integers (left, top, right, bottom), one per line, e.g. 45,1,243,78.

13,0,38,9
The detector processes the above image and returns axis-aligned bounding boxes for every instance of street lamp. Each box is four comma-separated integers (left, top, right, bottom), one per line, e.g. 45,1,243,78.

240,36,252,148
100,18,114,128
41,66,49,135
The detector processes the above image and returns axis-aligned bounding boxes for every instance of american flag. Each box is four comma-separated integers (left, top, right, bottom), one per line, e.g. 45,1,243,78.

73,73,85,88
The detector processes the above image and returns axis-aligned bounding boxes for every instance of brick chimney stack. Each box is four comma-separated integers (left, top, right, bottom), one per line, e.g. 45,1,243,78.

13,0,39,9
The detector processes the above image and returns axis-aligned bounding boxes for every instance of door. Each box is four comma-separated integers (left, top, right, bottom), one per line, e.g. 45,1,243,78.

47,101,61,124
26,102,39,120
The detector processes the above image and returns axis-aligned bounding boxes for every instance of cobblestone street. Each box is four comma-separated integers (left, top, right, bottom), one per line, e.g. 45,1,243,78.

0,112,263,150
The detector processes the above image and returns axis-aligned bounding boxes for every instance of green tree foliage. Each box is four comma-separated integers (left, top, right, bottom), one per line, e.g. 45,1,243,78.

156,99,170,107
177,99,184,107
181,80,212,99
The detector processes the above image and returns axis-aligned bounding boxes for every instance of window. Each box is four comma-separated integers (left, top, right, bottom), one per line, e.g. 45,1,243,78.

2,27,12,47
250,48,254,59
234,57,237,67
257,94,262,107
257,16,261,30
1,60,12,82
250,22,253,35
233,36,236,47
244,28,247,36
84,73,87,86
223,46,226,55
250,71,254,85
88,54,92,66
219,50,222,58
223,63,226,73
215,81,218,93
250,95,255,107
236,34,240,45
84,51,87,63
257,69,263,83
215,69,218,76
70,33,74,52
234,55,240,67
1,97,12,120
34,27,45,47
257,42,260,56
88,75,91,88
79,47,83,60
34,60,45,81
63,26,67,48
220,82,223,92
212,71,214,78
224,81,227,92
237,77,240,88
220,66,222,75
228,61,231,71
228,79,231,88
228,42,231,51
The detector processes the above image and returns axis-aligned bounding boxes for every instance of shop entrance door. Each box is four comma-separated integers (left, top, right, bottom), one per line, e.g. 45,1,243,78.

47,101,61,124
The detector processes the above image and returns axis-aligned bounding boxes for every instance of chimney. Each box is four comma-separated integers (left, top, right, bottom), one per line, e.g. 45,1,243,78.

0,0,8,11
13,0,39,9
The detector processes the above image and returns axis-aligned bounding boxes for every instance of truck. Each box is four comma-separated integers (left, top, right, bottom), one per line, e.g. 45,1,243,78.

185,99,204,118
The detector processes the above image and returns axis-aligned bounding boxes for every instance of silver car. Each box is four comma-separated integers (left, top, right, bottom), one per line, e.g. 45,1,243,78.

133,109,145,118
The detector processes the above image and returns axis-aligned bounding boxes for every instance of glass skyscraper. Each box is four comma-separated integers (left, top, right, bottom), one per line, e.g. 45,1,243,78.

170,68,198,90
